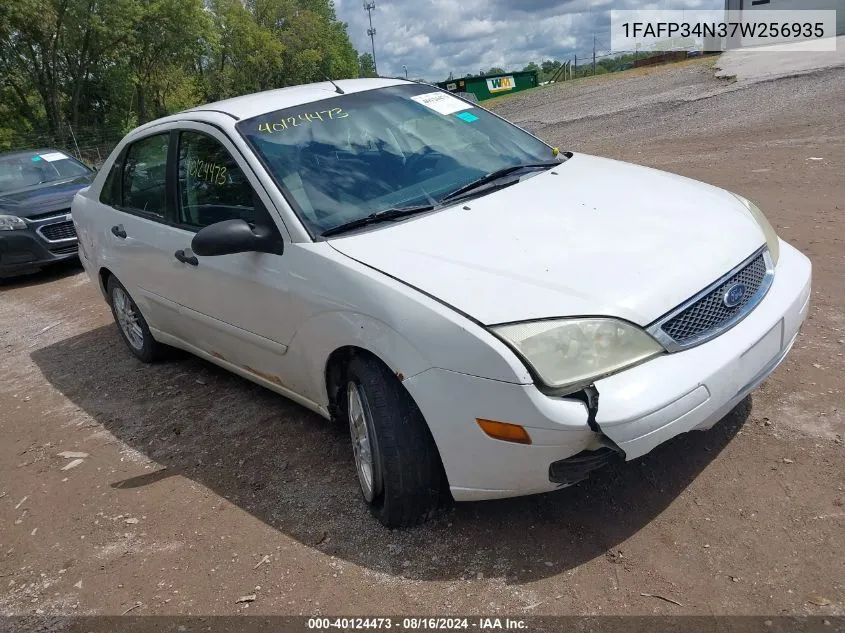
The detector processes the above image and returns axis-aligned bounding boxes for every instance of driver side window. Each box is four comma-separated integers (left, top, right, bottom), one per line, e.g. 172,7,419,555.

177,132,257,229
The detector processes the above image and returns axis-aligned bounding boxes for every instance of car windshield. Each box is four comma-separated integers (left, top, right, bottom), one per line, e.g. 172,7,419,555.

237,83,556,236
0,151,91,195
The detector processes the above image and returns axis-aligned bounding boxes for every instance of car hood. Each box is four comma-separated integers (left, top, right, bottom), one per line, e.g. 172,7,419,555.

0,175,92,218
328,154,768,327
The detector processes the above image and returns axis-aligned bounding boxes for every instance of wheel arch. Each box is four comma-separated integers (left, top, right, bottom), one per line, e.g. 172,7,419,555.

325,345,403,421
97,266,113,297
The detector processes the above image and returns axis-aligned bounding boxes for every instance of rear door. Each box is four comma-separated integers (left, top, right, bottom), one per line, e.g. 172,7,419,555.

78,131,186,337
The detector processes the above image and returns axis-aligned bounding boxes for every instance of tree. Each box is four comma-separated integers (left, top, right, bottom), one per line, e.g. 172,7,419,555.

485,67,506,76
522,62,540,74
205,0,358,99
541,59,561,74
204,0,287,100
358,52,376,77
0,0,362,153
128,0,211,122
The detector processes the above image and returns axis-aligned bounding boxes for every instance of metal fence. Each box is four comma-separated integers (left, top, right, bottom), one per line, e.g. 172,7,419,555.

3,123,125,168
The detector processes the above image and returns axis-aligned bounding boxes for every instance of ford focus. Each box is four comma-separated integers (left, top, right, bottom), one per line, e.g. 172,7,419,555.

71,78,812,527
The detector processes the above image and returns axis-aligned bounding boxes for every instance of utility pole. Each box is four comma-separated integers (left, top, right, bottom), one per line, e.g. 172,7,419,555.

574,55,577,78
363,1,378,76
593,35,597,76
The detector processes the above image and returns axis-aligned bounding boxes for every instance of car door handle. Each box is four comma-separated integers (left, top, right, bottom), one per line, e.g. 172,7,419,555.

111,225,127,239
174,249,199,266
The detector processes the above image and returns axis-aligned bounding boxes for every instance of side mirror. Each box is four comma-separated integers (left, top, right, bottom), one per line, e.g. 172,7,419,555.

191,219,283,257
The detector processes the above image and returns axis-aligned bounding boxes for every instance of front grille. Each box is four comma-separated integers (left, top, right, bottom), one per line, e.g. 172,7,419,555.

50,244,79,255
658,251,769,348
549,448,621,485
27,208,71,221
40,221,77,241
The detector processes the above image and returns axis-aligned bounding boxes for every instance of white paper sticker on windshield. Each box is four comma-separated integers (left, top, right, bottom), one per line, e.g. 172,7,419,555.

411,92,472,116
40,152,67,162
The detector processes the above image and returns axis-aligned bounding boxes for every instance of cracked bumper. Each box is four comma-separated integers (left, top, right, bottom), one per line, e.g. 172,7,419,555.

404,240,811,502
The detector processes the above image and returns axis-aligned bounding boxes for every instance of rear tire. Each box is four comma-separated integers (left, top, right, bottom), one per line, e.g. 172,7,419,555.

345,355,446,528
107,276,161,363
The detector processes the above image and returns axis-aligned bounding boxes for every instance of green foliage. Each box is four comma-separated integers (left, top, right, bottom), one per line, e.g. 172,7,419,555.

540,59,561,74
358,52,377,78
0,0,359,156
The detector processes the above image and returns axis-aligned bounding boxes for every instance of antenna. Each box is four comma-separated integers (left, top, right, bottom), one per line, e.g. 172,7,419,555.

325,77,345,94
363,1,378,76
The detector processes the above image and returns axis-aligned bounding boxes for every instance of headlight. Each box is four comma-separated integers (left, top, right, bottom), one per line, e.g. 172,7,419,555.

492,318,665,394
733,194,780,265
0,214,27,231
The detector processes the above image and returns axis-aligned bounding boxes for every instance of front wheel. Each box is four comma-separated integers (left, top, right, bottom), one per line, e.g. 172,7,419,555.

345,356,446,528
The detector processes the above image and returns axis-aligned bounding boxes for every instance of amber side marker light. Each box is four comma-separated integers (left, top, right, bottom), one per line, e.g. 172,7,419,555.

476,419,532,445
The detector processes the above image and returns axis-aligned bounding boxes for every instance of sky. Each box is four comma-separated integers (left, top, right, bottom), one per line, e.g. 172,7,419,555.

334,0,724,81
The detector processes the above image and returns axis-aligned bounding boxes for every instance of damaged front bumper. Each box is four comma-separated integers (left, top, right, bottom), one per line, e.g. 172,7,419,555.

403,240,811,503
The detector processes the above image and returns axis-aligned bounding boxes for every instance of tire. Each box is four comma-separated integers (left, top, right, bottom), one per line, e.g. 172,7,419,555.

345,355,446,528
107,276,162,363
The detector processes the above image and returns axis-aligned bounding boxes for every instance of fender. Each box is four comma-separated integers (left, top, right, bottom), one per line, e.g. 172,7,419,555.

283,310,436,409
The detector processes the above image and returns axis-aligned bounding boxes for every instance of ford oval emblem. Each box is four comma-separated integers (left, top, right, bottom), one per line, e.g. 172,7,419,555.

723,283,747,309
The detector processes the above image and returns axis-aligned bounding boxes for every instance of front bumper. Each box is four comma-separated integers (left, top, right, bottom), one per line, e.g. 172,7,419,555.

0,216,78,276
404,240,811,502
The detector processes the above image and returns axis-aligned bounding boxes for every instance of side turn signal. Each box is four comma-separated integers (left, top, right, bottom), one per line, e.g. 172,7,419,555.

476,419,532,445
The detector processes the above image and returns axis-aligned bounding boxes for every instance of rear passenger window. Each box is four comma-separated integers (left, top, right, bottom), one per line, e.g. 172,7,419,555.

99,153,123,206
122,134,169,217
177,132,256,229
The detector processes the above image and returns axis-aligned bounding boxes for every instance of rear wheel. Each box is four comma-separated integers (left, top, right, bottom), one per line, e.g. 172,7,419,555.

345,355,446,528
107,276,161,363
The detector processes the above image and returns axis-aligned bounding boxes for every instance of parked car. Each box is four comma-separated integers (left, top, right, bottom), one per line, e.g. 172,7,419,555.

71,78,811,527
0,149,95,278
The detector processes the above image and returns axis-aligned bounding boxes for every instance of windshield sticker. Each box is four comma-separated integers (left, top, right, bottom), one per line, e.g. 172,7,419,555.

40,152,67,162
257,107,349,134
31,156,43,162
188,159,227,185
456,111,479,123
411,92,472,116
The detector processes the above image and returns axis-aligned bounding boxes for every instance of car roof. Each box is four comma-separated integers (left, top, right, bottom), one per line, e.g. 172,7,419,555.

187,78,410,120
132,78,414,135
0,148,67,160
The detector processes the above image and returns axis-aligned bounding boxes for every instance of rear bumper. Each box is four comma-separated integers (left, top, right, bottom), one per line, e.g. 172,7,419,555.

404,240,811,502
0,230,78,276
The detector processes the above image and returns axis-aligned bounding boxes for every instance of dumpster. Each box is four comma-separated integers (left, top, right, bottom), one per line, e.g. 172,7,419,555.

437,70,539,101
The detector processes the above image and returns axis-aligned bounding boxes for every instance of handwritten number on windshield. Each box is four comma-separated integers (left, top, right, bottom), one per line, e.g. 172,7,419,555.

257,108,349,133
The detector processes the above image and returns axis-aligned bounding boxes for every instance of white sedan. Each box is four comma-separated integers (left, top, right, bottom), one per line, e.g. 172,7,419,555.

71,78,812,527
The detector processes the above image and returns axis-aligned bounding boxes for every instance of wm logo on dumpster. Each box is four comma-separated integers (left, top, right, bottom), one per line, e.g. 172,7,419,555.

486,76,515,93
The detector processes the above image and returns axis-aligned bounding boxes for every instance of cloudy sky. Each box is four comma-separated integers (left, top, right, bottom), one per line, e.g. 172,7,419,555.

334,0,724,81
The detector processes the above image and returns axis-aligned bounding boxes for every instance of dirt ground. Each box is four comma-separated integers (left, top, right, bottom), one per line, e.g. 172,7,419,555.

1,60,844,617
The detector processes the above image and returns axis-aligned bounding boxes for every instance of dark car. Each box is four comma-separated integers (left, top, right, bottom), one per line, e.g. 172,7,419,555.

0,149,95,278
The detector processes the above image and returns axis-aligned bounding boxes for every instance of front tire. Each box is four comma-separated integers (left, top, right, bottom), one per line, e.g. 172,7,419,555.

345,356,446,528
107,276,161,363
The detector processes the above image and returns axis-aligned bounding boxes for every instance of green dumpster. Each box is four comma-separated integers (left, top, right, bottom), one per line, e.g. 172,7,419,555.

437,70,539,102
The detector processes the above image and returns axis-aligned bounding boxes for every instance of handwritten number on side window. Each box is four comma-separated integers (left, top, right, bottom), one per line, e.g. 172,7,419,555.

188,159,227,186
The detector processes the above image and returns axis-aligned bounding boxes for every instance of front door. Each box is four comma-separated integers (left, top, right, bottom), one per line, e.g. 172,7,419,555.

156,126,306,396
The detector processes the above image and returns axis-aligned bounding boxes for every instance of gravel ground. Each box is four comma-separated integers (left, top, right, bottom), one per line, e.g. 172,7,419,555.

1,59,844,618
715,35,845,83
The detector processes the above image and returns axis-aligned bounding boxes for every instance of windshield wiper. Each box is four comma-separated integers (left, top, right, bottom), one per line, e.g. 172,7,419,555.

440,160,562,203
321,204,435,237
